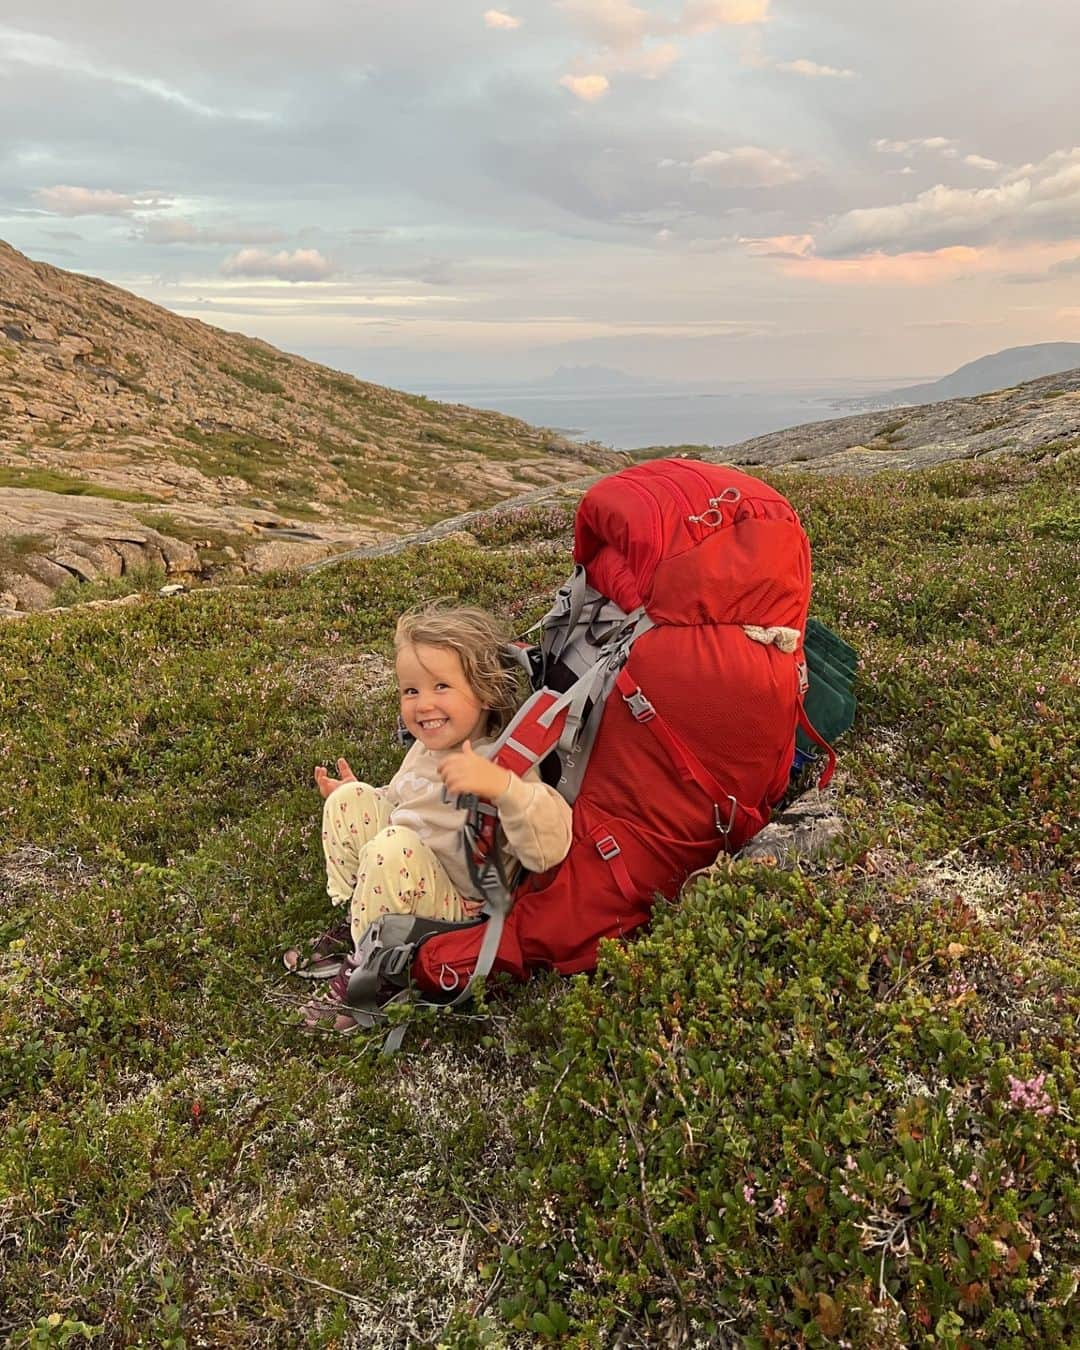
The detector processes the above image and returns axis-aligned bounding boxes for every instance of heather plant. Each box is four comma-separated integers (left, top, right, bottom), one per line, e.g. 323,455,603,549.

0,450,1076,1346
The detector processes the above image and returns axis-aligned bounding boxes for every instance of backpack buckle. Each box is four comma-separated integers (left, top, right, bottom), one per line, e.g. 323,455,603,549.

595,834,621,861
714,795,738,836
622,686,656,723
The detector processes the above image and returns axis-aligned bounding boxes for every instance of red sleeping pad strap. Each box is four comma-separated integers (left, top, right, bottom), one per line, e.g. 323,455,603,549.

797,703,837,789
614,668,766,842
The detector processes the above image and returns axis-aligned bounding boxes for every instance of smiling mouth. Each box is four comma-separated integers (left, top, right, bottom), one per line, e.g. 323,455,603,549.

418,718,449,730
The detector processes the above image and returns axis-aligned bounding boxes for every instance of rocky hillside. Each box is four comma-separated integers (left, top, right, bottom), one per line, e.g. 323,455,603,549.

0,240,617,610
722,363,1080,475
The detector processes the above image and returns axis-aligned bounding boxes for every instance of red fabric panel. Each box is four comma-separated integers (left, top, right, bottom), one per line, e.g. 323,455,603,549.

585,544,642,614
646,519,810,628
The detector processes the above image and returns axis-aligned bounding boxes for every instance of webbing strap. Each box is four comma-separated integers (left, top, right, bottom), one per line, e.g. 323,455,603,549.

613,667,766,840
542,565,592,670
446,903,507,1007
557,655,609,752
589,824,638,903
797,703,837,788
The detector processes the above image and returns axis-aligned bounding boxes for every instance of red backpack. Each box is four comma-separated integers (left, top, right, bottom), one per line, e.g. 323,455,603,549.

400,457,827,1002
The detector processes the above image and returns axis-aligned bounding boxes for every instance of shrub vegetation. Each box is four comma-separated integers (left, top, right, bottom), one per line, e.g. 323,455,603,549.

0,450,1076,1347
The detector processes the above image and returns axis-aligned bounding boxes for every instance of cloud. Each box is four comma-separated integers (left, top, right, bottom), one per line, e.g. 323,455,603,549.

817,181,1031,256
775,58,855,79
805,148,1080,260
560,72,610,101
33,184,168,216
874,137,957,157
556,0,650,51
690,145,805,188
141,219,288,245
964,154,1001,172
0,24,271,122
220,247,338,281
587,40,679,78
746,237,988,284
681,0,770,31
553,0,769,88
483,9,522,30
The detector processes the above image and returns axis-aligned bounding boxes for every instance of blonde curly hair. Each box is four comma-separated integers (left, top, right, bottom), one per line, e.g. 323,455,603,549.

394,602,522,736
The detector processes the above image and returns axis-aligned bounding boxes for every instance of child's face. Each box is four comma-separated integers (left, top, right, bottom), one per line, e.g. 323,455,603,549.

395,642,488,753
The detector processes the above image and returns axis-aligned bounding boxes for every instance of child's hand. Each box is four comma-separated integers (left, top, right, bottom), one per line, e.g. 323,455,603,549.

314,757,358,799
438,741,513,801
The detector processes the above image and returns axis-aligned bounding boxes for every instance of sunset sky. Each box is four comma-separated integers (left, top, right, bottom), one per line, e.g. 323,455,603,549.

3,1,1080,389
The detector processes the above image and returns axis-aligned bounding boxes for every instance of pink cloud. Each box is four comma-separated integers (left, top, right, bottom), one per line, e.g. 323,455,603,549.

33,185,169,216
484,9,522,29
220,248,338,281
743,235,1080,286
559,72,610,101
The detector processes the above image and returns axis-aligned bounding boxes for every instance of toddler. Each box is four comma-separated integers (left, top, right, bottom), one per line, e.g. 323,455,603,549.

289,603,573,1019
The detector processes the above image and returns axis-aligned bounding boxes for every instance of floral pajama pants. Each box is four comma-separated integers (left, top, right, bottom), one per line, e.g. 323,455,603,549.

322,781,472,945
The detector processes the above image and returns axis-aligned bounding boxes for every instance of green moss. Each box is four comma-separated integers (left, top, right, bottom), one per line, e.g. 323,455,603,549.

218,364,286,396
175,426,297,486
0,468,159,502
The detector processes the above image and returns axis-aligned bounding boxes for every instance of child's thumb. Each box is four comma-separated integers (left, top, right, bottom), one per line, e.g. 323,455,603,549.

463,739,472,755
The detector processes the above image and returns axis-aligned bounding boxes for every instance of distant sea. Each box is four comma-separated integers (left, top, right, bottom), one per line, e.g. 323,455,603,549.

417,381,895,452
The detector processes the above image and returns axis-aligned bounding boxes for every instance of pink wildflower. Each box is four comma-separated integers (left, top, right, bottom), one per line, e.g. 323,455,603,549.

742,1183,755,1203
1007,1073,1054,1117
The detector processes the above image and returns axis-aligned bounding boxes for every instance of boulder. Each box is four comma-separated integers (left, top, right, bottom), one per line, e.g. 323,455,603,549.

148,531,199,575
47,549,99,583
109,539,152,574
58,335,95,358
247,538,337,574
25,400,69,421
22,553,77,588
4,572,55,610
67,537,123,579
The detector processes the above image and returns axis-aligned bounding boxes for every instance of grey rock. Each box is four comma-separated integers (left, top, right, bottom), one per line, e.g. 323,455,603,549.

66,537,123,578
4,572,55,610
21,553,72,588
47,548,99,583
737,791,846,869
147,530,199,574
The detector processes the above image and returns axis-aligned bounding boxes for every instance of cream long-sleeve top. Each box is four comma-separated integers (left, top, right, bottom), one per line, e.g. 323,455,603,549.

380,736,573,901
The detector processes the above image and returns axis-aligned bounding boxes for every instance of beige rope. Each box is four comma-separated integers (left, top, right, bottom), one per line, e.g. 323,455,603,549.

742,624,801,654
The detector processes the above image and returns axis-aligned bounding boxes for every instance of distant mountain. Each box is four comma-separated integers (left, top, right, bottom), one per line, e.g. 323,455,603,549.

869,343,1080,407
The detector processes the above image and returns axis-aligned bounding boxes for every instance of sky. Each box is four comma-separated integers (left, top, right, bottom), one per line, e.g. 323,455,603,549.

3,1,1080,390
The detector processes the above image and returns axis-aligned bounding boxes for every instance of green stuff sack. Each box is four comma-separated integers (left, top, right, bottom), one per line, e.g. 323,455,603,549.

797,617,857,756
